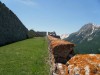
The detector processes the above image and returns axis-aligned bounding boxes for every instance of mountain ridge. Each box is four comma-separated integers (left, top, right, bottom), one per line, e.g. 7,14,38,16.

65,23,100,54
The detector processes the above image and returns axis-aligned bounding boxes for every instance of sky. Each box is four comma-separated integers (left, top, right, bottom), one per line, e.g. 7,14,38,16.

0,0,100,35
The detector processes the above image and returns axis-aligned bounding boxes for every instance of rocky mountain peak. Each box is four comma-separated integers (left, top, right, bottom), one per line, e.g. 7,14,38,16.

65,23,100,53
79,23,100,32
76,23,100,37
79,23,94,32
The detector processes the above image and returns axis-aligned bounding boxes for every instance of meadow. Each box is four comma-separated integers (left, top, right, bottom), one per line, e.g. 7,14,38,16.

0,37,49,75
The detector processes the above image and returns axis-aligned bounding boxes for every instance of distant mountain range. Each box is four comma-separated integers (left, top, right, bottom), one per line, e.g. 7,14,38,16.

60,34,69,39
64,23,100,54
0,2,28,46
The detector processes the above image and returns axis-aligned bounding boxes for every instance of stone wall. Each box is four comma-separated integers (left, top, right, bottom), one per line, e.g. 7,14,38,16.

48,35,100,75
0,2,28,46
48,35,74,75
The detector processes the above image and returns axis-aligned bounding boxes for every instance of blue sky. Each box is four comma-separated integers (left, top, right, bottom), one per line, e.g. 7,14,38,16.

0,0,100,35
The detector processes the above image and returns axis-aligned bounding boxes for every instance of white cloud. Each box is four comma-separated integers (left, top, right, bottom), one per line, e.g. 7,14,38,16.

0,0,39,8
0,0,8,2
17,0,37,6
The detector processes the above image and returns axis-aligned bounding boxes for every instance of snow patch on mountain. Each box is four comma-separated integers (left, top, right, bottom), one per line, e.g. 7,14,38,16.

77,24,100,42
60,34,69,39
87,37,93,41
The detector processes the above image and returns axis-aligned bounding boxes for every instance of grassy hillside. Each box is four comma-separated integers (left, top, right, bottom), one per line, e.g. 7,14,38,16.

0,37,49,75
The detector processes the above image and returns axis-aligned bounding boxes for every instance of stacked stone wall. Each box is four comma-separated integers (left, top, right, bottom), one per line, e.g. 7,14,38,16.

48,35,100,75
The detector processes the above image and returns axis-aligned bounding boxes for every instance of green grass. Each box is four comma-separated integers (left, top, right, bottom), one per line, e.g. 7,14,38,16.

0,37,50,75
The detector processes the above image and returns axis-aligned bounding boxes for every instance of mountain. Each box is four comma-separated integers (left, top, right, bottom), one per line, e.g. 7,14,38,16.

0,2,28,46
65,23,100,54
60,34,69,39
